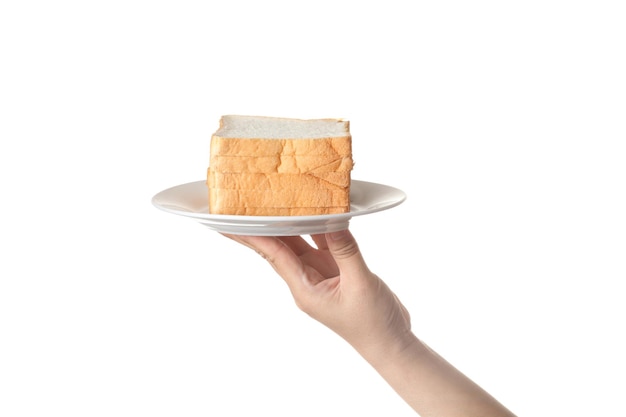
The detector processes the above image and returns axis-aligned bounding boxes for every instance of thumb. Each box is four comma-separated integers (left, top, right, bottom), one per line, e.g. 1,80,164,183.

326,229,370,278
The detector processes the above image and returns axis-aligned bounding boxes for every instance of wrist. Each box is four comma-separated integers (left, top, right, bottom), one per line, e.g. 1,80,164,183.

356,330,426,370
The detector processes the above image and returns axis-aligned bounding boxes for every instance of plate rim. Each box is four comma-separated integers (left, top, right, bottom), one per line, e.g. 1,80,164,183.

151,179,407,222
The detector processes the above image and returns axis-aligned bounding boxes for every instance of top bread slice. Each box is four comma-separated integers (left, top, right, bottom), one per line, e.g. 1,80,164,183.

207,115,353,216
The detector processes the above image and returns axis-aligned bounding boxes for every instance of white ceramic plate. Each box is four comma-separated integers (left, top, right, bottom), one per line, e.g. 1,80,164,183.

152,180,406,236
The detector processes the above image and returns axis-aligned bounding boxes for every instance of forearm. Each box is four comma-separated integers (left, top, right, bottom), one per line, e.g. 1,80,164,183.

360,334,516,417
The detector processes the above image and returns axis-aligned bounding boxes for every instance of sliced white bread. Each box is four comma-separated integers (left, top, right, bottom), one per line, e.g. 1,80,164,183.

207,115,353,216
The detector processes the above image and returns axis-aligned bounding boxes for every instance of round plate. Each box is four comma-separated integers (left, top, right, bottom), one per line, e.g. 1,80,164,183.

152,179,406,236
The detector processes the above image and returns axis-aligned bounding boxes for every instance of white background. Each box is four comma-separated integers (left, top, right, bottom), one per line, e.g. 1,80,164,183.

1,1,625,416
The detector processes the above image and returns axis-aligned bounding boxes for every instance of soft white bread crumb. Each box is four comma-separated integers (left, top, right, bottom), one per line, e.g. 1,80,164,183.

216,115,350,139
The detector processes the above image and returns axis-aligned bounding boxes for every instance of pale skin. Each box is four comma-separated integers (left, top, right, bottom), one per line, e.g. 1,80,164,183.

223,229,516,417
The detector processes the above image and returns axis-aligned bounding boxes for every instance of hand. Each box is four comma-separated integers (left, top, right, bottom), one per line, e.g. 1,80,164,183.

223,229,516,416
222,229,416,361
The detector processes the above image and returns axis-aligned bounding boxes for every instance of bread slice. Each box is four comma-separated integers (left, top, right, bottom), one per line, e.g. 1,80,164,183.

207,171,351,190
210,137,351,156
209,188,350,207
209,155,354,174
209,207,348,216
207,115,353,216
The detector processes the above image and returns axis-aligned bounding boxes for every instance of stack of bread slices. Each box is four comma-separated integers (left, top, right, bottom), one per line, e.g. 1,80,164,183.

207,115,353,216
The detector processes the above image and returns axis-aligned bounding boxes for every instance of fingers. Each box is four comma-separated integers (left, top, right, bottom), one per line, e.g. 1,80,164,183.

222,230,369,296
222,233,292,266
224,230,368,281
325,229,370,280
310,234,329,250
277,236,313,257
275,236,339,279
221,233,311,293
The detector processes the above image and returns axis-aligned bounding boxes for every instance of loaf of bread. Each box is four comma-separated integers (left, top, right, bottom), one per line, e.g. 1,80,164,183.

207,115,353,216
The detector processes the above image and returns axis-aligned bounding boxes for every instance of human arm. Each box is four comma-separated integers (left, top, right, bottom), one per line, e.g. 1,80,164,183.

222,229,516,417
